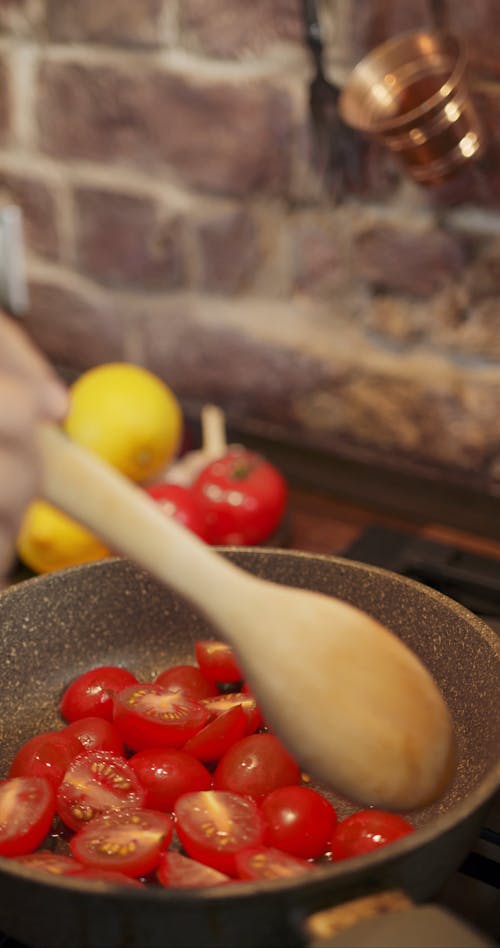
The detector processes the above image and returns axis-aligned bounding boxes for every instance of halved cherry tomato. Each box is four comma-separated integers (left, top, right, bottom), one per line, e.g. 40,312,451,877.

192,448,287,545
9,730,83,789
64,717,125,757
157,851,231,888
128,749,211,811
113,683,209,751
16,851,84,876
175,790,266,876
261,785,337,859
73,867,144,886
202,692,262,735
70,808,173,878
56,751,145,832
214,734,300,803
194,640,243,684
154,664,218,700
183,705,247,763
146,483,209,541
234,846,312,881
0,777,56,857
329,809,414,861
60,666,138,723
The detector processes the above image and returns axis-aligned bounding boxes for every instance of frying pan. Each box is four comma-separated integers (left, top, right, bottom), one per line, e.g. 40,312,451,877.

0,549,498,948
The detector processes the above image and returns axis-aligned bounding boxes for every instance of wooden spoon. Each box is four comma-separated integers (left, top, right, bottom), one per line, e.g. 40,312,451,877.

37,424,455,811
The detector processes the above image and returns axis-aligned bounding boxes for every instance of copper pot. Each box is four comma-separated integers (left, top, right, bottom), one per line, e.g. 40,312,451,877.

339,31,484,184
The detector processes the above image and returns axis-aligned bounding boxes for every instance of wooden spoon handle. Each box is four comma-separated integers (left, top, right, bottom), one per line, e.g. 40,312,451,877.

37,423,243,612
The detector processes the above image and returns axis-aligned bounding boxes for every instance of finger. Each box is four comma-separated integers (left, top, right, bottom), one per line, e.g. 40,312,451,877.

0,378,44,581
0,311,68,420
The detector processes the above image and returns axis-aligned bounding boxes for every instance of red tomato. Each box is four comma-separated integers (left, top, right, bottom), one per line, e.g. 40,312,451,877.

0,777,56,857
214,734,300,803
195,640,243,683
128,749,211,811
202,692,262,735
157,851,231,889
234,846,312,881
60,666,138,723
261,785,337,859
16,851,84,876
56,751,145,832
183,705,247,763
192,448,288,545
73,867,144,886
71,808,173,878
64,717,125,757
175,790,266,876
330,809,414,861
9,730,83,789
146,483,209,540
113,683,209,751
154,664,218,700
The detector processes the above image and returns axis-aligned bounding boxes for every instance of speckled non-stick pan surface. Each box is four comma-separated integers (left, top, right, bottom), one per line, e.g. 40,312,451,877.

0,549,498,948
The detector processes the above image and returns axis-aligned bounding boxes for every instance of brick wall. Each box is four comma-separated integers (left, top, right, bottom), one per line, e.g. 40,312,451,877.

3,0,500,497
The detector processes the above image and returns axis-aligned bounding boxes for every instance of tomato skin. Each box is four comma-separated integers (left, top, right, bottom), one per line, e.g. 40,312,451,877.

214,734,300,803
330,809,414,861
64,717,125,757
74,867,144,886
192,448,288,545
113,683,210,751
195,640,243,684
128,749,211,811
157,851,231,888
261,785,337,859
9,730,83,789
234,846,312,881
154,664,218,700
61,666,138,723
16,851,84,876
183,705,248,763
146,483,209,540
70,808,173,878
202,692,262,735
175,790,266,876
0,777,56,857
56,751,145,832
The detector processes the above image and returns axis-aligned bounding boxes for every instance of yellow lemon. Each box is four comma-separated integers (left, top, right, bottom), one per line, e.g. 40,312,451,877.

64,363,183,483
17,501,110,574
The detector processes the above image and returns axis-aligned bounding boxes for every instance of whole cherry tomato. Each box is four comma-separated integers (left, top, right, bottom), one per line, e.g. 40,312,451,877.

261,785,337,859
330,809,414,861
214,733,300,802
194,640,243,684
128,748,211,811
9,730,83,790
154,664,218,700
60,665,138,723
146,483,209,540
191,448,287,545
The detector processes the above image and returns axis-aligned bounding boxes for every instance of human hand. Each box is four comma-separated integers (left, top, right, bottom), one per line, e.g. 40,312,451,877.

0,312,68,581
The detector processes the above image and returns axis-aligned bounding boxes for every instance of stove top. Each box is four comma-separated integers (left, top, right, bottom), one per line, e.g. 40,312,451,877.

341,525,500,944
